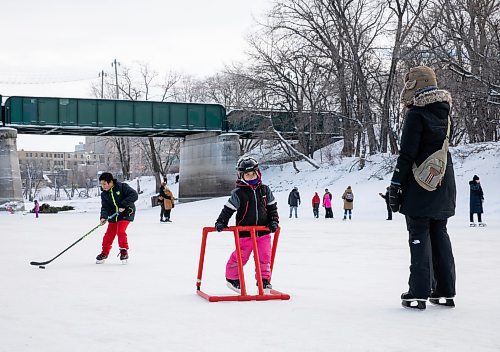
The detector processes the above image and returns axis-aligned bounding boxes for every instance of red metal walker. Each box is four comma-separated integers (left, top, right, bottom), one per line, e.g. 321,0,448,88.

196,225,290,302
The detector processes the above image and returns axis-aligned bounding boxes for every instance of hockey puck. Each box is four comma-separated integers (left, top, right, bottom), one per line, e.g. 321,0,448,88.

39,266,45,269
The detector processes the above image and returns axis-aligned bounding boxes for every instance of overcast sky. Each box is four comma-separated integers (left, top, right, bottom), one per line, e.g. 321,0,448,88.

1,0,272,151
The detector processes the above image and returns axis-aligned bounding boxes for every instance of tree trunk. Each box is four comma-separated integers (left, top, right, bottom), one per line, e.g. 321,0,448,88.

148,137,162,193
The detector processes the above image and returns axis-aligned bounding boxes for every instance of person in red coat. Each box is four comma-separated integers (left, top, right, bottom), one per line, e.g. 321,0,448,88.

312,192,320,218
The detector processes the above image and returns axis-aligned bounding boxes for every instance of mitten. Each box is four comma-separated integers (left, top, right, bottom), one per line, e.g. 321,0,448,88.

268,221,279,233
215,222,225,232
388,182,402,213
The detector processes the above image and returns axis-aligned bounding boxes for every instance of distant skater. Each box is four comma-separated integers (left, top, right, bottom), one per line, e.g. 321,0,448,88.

159,181,175,223
469,175,485,227
288,187,301,218
34,200,40,219
323,189,333,218
379,187,392,220
312,192,320,218
341,186,354,220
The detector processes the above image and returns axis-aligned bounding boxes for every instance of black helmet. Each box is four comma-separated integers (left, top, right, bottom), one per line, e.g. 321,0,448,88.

236,157,259,173
236,157,261,182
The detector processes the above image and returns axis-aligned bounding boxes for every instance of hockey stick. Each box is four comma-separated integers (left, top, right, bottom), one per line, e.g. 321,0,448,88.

30,212,119,266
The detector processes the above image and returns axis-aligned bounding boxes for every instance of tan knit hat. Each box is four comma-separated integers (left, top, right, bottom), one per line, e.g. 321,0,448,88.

400,66,438,106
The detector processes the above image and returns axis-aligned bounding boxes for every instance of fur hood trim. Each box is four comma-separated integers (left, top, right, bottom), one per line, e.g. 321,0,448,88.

413,89,452,107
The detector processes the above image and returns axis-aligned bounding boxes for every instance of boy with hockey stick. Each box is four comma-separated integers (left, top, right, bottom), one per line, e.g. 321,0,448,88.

96,172,138,264
215,157,279,293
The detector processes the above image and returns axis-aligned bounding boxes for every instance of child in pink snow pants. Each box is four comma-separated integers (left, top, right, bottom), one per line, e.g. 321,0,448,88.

215,157,280,293
34,200,40,218
225,235,272,280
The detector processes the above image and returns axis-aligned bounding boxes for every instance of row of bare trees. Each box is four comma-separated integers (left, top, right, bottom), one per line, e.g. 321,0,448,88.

244,0,500,155
90,0,500,178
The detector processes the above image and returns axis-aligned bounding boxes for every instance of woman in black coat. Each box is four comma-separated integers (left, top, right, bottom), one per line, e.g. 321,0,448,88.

390,66,456,309
469,175,485,226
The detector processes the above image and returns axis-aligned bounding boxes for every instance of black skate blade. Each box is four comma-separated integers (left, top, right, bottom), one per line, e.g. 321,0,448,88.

401,299,426,310
429,298,455,307
226,282,241,294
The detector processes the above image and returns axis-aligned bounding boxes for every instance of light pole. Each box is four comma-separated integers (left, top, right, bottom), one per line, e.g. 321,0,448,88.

98,70,107,98
111,59,120,99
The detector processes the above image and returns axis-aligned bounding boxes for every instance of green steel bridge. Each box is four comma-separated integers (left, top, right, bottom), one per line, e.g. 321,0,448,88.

0,95,342,138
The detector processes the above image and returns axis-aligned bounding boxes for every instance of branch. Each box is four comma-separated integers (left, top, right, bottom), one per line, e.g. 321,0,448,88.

255,112,320,169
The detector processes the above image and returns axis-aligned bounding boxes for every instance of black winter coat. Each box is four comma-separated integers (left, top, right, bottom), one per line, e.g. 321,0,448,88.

216,181,279,237
469,181,484,214
100,181,138,222
391,90,456,219
288,189,301,206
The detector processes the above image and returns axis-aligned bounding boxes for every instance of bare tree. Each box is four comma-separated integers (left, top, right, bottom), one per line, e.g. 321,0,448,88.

412,0,500,143
137,137,181,192
378,0,437,153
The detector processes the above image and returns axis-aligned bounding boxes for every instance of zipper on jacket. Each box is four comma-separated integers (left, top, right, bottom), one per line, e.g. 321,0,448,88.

109,186,119,221
253,188,259,224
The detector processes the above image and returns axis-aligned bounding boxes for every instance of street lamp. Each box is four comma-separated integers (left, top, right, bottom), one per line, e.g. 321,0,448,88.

111,59,120,99
98,70,107,99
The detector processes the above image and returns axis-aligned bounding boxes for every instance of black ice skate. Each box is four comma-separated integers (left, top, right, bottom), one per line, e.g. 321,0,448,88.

96,252,108,264
401,292,426,310
226,278,241,293
119,249,129,264
429,294,455,308
260,278,273,293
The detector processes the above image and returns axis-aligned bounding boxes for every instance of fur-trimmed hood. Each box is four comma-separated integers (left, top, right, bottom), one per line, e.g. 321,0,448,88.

413,89,452,107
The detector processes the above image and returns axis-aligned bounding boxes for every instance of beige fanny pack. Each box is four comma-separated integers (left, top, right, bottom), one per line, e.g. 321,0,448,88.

412,116,450,191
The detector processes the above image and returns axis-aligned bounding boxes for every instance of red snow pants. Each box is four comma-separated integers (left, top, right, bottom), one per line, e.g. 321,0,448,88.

101,220,130,255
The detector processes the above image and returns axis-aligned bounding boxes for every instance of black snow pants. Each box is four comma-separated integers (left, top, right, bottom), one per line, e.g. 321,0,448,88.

405,216,456,299
313,205,319,218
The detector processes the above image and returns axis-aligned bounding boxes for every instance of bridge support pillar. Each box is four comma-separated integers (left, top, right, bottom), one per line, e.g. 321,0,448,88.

179,132,240,201
0,128,25,211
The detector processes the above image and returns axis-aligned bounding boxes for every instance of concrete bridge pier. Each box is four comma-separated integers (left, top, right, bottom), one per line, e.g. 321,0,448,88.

179,132,240,201
0,128,25,211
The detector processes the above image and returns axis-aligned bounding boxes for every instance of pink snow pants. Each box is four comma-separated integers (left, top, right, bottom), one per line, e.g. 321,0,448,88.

225,234,272,280
101,220,130,255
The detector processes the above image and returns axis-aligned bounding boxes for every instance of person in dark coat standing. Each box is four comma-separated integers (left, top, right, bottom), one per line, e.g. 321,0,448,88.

379,187,392,220
288,187,301,218
469,175,485,227
158,182,167,222
312,192,320,218
96,172,138,264
389,66,456,309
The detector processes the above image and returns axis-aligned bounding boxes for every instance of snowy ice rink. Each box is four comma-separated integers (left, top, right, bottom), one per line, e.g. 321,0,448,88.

1,143,499,351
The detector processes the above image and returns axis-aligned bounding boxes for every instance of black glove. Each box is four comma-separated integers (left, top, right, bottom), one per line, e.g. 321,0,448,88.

388,182,402,213
268,221,279,233
215,222,225,232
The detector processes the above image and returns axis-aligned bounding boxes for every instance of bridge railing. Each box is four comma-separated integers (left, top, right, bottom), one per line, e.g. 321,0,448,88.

226,109,342,137
1,96,227,136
